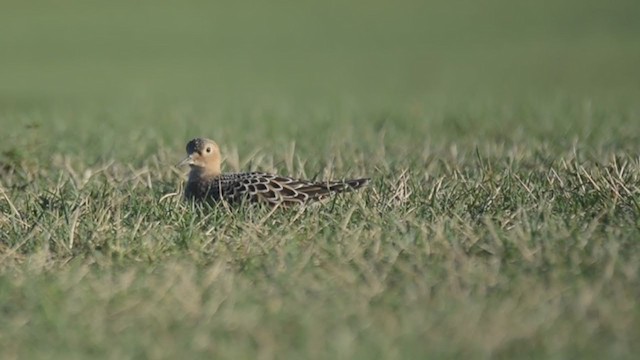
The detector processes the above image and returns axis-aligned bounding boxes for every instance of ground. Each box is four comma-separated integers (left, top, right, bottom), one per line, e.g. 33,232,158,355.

1,1,639,359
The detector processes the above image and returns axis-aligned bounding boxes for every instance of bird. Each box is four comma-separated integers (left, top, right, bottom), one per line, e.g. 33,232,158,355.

177,138,370,206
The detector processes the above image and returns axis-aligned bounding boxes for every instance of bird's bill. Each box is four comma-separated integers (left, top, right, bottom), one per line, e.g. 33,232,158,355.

177,154,194,167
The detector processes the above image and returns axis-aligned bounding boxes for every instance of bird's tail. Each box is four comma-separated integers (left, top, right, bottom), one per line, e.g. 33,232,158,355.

334,178,370,192
305,178,370,199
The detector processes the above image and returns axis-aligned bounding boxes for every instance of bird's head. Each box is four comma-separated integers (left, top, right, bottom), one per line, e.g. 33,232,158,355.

178,138,221,175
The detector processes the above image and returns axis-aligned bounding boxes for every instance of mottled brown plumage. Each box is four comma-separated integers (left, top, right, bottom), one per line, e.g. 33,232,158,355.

178,138,369,206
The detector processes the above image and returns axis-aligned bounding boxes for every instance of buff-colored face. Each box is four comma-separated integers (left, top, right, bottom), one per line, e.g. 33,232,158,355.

178,138,221,174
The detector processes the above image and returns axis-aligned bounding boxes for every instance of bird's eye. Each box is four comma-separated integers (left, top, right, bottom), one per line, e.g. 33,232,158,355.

206,147,211,153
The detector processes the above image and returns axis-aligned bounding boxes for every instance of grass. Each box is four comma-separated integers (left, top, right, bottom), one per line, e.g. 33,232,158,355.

1,1,640,359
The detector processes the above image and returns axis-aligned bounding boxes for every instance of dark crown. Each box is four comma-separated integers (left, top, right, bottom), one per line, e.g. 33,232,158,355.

186,138,206,154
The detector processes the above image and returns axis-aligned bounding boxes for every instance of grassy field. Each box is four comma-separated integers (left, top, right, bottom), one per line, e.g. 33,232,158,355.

1,1,640,359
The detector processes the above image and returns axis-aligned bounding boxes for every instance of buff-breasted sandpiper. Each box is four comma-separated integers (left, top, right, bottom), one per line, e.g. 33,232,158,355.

178,138,369,206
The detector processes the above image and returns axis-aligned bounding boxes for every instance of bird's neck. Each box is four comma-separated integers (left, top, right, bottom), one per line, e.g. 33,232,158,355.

188,166,221,182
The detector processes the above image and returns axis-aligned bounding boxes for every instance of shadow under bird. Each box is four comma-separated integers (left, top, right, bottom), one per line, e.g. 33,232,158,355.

178,138,370,206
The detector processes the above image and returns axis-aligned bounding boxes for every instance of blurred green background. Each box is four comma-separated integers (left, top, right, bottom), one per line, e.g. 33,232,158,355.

2,0,639,107
1,0,639,160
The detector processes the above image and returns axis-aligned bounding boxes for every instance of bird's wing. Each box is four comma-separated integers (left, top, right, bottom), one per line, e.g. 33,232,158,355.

220,172,369,206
